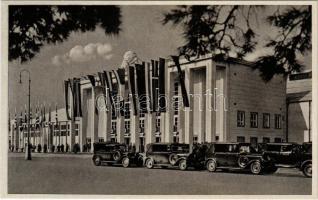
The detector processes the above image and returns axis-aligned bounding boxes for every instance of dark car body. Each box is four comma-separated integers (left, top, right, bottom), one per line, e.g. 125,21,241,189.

259,142,312,177
144,143,190,169
203,143,275,175
92,142,143,167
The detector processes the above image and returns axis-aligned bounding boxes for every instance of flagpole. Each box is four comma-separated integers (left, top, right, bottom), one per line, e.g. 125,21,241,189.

20,69,32,160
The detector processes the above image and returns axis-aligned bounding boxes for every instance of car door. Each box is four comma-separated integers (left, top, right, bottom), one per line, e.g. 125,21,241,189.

151,144,169,164
214,144,228,166
226,144,240,167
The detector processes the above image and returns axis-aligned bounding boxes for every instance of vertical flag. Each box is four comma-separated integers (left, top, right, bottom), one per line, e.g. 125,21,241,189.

146,62,153,112
117,68,126,84
48,105,51,124
24,105,27,123
152,60,159,112
104,71,116,114
128,66,138,115
55,104,58,123
72,78,83,120
136,63,147,113
158,58,166,112
87,75,96,87
98,72,108,108
64,80,71,120
171,56,190,107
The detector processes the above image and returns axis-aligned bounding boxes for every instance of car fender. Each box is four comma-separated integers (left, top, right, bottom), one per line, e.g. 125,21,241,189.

205,158,217,166
300,160,312,169
144,157,154,166
175,157,187,165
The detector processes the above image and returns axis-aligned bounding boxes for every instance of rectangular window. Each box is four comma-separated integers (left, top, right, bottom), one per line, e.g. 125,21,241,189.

263,137,270,143
275,114,282,129
139,119,145,133
274,138,282,143
263,113,270,128
237,111,245,127
124,102,130,119
250,137,258,146
173,136,179,143
124,120,130,133
173,116,178,132
156,118,161,132
237,136,245,143
250,112,258,128
155,137,161,143
193,136,198,144
111,121,117,134
98,138,104,142
174,82,179,95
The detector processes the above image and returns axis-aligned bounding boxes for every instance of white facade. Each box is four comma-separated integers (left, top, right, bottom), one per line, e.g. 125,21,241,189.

9,55,287,152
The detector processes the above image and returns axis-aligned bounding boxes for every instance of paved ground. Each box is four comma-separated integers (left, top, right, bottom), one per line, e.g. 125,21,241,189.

8,153,312,195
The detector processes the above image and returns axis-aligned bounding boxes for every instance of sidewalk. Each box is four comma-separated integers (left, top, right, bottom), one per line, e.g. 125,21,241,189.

8,152,93,158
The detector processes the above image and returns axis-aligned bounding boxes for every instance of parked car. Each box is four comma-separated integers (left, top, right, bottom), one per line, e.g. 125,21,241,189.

144,143,190,170
204,143,275,175
259,142,312,177
182,143,211,170
92,142,143,168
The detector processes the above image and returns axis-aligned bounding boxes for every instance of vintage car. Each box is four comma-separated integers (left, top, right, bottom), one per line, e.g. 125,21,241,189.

92,142,143,168
144,143,190,170
259,142,312,177
203,143,275,175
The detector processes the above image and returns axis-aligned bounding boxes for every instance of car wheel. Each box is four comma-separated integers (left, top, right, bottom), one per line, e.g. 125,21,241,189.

122,157,130,168
169,154,178,165
113,151,121,161
179,159,187,171
302,163,312,178
238,156,249,168
206,159,217,172
146,159,154,169
250,161,262,175
93,156,101,166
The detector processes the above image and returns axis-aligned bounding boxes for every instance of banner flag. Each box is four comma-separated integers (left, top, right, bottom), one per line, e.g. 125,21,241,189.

75,78,83,117
104,71,116,114
158,58,166,112
128,66,138,115
55,104,58,123
98,72,108,109
117,68,126,84
48,105,51,124
146,62,152,112
87,75,96,87
136,63,147,113
152,60,159,112
64,80,71,120
24,105,27,123
171,56,190,107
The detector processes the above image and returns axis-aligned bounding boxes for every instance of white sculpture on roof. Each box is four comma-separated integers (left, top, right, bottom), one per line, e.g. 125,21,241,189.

120,50,141,69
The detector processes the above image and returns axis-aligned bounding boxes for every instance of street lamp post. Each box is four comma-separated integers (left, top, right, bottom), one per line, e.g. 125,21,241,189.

20,69,32,160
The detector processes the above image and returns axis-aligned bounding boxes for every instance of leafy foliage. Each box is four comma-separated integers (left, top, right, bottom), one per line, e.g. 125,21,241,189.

9,5,121,63
256,6,311,81
163,5,312,81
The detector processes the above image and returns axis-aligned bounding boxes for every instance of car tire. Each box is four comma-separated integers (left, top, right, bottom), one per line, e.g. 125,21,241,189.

93,156,101,166
206,159,217,172
122,157,130,168
238,156,249,168
113,151,121,161
169,154,178,165
302,163,312,178
179,159,187,171
250,161,262,175
146,159,154,169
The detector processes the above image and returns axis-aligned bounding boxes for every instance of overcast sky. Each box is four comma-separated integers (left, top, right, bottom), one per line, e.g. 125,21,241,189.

8,5,312,115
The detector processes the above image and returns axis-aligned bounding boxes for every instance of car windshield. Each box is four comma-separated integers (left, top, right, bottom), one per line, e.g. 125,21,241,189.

114,145,127,152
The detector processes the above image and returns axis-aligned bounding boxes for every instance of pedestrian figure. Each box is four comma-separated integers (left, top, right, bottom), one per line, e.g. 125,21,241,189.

57,145,60,152
66,143,69,153
52,145,55,153
61,144,64,152
37,144,42,153
44,144,48,153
